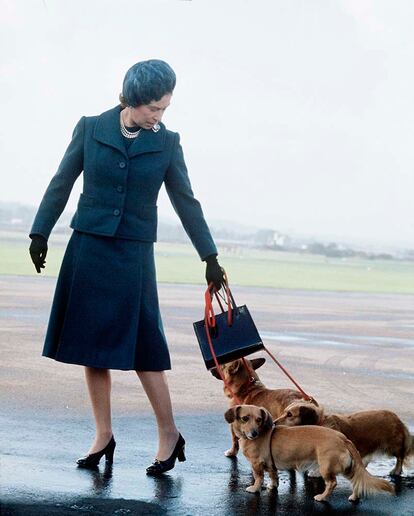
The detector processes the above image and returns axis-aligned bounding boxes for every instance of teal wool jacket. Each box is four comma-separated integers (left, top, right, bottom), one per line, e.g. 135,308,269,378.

30,105,217,260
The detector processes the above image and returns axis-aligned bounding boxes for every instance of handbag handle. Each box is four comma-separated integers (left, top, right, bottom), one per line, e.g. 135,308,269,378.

204,269,235,328
203,270,242,404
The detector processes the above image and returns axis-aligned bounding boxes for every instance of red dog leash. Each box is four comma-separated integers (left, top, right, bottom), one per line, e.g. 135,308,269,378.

204,274,314,404
262,345,313,402
204,276,243,404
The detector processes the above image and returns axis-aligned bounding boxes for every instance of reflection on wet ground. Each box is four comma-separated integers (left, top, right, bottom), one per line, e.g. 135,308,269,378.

1,411,413,515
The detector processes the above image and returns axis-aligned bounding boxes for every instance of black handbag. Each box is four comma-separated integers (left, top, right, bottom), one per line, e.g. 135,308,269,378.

193,278,264,370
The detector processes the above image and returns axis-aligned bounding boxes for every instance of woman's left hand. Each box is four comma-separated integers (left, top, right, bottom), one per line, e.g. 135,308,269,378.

205,254,225,290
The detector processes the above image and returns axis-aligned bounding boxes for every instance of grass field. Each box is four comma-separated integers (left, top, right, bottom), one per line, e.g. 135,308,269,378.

2,230,413,294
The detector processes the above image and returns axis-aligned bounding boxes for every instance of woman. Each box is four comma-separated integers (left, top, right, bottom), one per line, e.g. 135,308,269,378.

29,59,224,475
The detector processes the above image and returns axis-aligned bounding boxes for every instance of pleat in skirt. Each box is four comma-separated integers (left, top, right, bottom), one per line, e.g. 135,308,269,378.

42,230,171,371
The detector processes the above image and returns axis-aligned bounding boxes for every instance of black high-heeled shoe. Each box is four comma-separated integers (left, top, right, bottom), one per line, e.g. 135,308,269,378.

146,433,186,476
76,435,116,468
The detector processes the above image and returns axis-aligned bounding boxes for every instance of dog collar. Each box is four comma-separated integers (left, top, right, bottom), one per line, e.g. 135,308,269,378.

229,376,257,401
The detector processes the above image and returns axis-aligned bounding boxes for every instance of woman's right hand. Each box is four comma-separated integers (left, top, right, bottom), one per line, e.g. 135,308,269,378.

29,235,48,273
205,254,225,291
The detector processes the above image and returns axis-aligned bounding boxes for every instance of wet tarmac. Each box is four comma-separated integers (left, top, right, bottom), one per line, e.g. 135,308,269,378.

1,409,414,515
1,275,414,514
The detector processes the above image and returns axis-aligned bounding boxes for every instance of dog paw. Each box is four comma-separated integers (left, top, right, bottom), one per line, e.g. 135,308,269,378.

314,494,326,502
224,449,238,457
348,494,359,503
266,482,278,490
246,486,260,494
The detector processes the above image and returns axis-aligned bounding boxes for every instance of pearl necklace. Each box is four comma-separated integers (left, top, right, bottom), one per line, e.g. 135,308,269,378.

120,112,142,139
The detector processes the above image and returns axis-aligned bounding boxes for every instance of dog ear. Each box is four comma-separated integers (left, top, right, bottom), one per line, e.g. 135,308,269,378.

228,360,241,373
251,357,266,370
210,367,222,380
260,408,274,432
299,405,319,425
224,406,240,423
224,407,236,423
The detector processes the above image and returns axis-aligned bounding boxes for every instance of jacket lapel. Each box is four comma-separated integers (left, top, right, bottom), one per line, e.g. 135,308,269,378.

127,124,166,158
93,105,127,158
93,104,166,158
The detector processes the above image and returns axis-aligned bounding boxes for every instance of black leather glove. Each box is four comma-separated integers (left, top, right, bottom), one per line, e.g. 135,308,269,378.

29,234,48,273
205,254,225,290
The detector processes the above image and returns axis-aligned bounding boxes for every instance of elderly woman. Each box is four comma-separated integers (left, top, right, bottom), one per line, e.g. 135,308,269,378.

29,59,224,475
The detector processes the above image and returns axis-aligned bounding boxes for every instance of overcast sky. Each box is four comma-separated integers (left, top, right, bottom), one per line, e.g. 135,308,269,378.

2,0,413,247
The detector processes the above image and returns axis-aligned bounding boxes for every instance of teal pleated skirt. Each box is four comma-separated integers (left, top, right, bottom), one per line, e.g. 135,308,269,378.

42,230,171,370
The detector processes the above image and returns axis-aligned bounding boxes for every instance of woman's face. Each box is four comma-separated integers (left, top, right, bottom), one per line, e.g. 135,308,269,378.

127,93,172,129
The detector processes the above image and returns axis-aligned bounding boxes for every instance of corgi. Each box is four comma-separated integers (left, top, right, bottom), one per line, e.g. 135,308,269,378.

211,358,313,456
225,404,394,502
275,401,414,476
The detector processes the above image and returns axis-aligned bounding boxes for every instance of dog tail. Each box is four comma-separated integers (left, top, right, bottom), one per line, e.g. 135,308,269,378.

344,439,394,498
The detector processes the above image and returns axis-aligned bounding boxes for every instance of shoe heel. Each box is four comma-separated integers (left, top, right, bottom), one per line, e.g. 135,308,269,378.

177,445,186,462
105,440,116,464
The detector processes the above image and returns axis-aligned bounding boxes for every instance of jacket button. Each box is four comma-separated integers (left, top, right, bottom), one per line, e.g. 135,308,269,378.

119,161,126,169
116,185,123,193
113,209,120,216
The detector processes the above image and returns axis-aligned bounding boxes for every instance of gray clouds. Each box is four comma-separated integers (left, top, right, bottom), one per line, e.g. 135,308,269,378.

1,0,413,246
